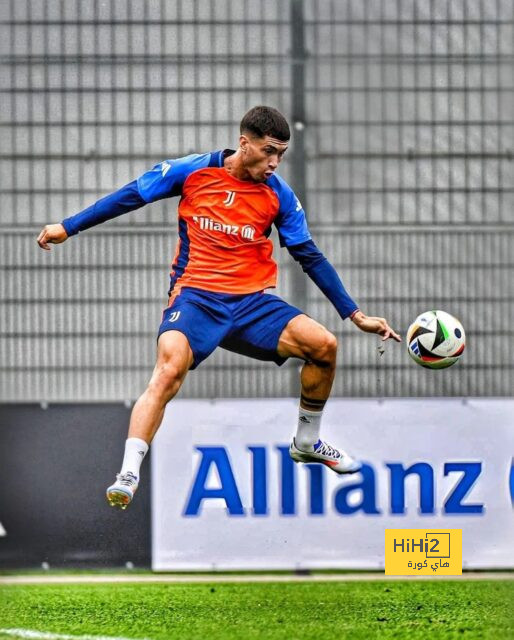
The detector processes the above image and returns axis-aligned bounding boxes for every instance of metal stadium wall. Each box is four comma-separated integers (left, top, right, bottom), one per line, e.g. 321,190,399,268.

1,0,513,402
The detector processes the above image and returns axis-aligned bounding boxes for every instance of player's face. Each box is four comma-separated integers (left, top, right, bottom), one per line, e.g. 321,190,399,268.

240,135,289,182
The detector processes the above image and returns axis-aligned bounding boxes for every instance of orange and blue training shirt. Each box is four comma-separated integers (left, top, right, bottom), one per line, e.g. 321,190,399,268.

61,149,359,318
137,150,311,295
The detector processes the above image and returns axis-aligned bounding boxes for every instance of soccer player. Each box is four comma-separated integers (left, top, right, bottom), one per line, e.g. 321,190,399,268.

37,106,401,509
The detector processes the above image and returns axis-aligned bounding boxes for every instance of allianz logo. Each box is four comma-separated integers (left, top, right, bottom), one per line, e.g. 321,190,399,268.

193,215,256,241
183,445,490,517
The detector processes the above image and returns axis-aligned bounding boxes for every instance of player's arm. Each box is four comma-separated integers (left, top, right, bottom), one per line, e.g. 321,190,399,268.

36,153,210,250
37,180,145,250
287,240,401,342
270,175,400,342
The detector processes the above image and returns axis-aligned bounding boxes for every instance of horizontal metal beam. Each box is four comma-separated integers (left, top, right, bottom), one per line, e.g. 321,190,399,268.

2,54,514,65
5,225,513,234
3,19,513,26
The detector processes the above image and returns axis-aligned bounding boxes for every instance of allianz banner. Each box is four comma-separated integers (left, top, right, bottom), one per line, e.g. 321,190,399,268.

152,399,514,570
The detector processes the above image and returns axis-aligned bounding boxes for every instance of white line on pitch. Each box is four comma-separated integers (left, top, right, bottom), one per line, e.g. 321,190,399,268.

0,572,512,585
0,630,150,640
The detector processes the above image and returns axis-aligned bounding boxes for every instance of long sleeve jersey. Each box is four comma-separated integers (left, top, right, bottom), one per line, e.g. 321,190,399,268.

62,149,359,318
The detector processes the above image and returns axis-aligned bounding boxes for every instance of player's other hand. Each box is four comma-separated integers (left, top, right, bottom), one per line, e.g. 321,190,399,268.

351,311,402,342
37,223,68,250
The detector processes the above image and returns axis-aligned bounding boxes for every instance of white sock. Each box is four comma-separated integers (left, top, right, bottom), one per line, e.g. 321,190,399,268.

295,407,323,451
120,437,149,479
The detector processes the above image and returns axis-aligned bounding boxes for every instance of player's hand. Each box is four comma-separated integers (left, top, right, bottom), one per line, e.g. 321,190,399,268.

351,311,402,342
37,223,68,250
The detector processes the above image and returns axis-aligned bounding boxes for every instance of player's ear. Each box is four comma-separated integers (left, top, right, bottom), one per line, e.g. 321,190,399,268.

239,134,250,154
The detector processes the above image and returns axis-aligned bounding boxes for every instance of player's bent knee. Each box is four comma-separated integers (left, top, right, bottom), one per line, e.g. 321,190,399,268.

322,331,338,362
310,331,338,366
149,362,186,399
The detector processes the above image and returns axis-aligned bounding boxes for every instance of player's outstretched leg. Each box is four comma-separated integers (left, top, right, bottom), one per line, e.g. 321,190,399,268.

277,315,361,474
106,330,194,509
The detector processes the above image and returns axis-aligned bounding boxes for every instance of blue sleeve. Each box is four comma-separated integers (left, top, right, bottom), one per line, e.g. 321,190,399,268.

268,174,311,247
136,152,212,203
288,240,359,320
61,180,145,236
61,152,215,236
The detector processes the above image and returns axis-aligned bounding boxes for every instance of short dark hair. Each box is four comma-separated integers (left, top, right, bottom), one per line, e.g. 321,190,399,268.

240,106,290,141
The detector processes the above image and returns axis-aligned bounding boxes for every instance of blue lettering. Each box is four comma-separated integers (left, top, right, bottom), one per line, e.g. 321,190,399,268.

276,446,296,515
183,447,244,516
444,462,484,514
510,459,514,505
248,446,268,515
305,464,325,515
183,447,488,519
334,463,381,515
387,462,435,514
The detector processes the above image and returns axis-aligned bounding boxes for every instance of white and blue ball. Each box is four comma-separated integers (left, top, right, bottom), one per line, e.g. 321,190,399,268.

407,310,466,369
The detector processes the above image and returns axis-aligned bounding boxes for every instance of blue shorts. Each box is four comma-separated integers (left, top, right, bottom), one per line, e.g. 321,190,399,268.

157,287,303,369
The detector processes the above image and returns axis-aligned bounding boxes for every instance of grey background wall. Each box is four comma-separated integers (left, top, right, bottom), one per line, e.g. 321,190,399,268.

1,0,513,401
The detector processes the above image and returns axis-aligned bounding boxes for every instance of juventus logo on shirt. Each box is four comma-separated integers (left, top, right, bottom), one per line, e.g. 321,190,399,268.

223,190,236,206
168,311,181,323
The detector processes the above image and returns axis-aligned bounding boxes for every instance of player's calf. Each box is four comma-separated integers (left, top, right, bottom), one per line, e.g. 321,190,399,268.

106,332,192,510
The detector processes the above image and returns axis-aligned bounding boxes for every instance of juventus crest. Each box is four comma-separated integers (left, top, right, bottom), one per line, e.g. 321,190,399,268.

223,190,236,206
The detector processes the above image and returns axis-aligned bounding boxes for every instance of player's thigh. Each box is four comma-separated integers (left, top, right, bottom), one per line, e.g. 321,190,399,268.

158,289,233,370
277,314,337,362
156,329,194,372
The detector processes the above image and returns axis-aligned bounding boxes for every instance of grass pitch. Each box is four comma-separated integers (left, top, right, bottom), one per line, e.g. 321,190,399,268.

0,580,513,640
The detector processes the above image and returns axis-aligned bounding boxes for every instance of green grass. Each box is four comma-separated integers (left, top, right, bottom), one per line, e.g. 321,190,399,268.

0,580,513,639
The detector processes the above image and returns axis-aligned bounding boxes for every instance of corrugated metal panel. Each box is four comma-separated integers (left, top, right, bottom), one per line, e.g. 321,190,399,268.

1,227,511,401
0,0,292,225
1,1,512,227
303,0,514,225
0,1,512,401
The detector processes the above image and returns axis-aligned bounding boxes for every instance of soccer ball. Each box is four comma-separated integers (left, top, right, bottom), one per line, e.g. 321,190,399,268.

406,310,466,369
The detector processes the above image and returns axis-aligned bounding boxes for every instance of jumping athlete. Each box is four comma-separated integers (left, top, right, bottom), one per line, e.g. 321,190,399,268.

37,106,401,509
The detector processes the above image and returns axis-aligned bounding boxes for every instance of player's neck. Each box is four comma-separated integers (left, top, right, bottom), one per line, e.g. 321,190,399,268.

223,150,253,182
